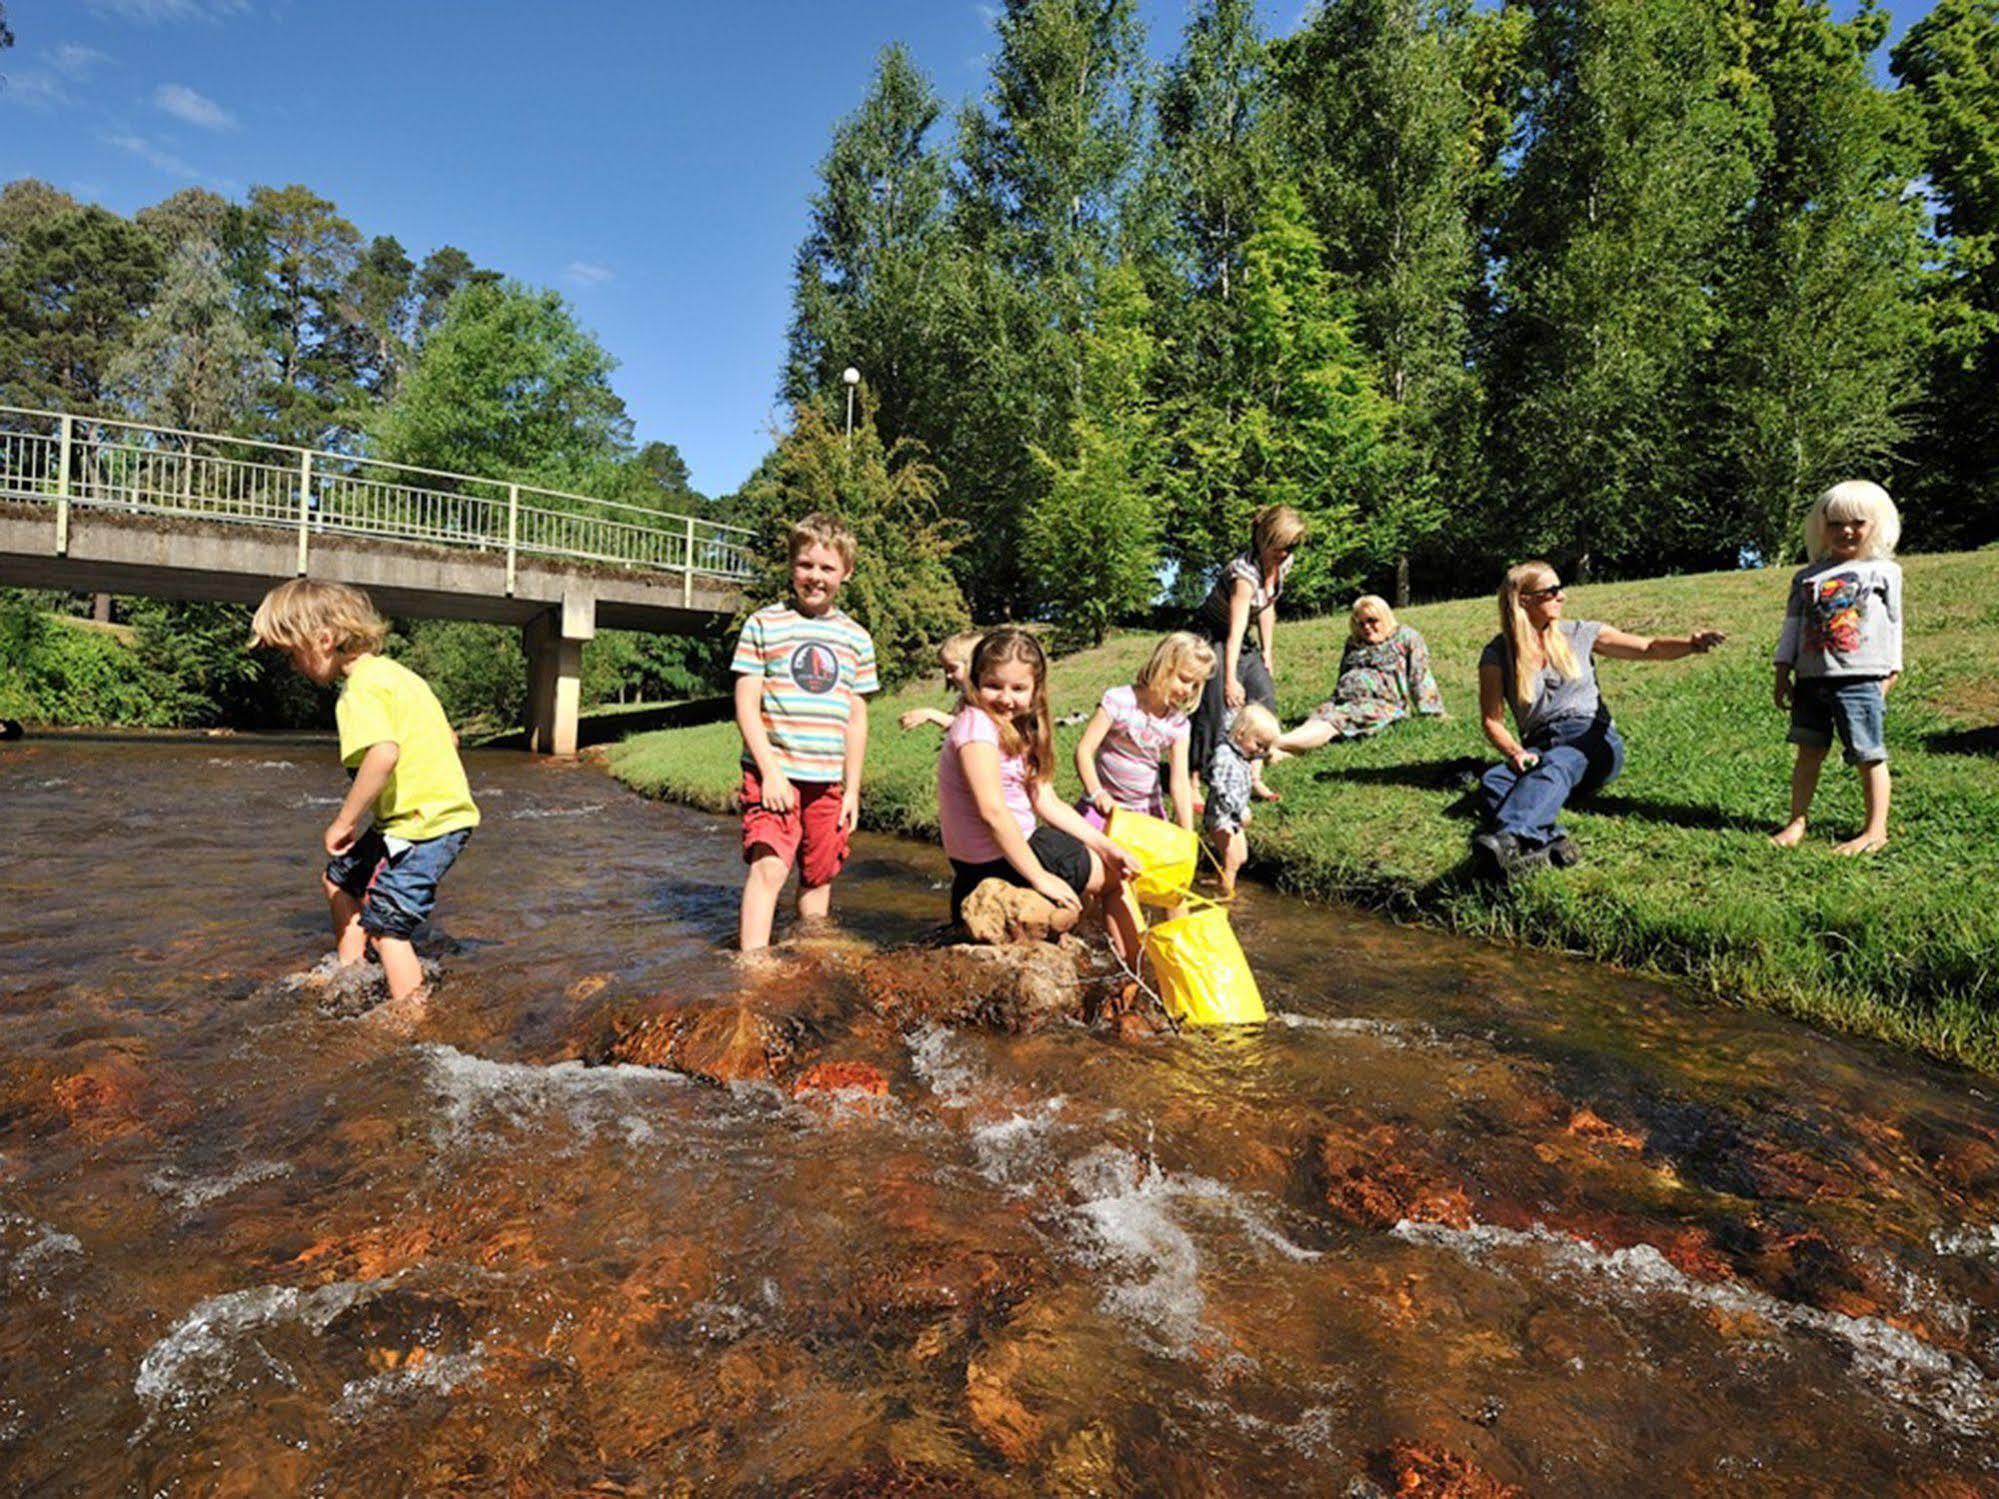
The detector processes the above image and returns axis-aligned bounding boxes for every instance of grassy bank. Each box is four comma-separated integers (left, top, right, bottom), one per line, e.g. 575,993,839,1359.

606,551,1999,1072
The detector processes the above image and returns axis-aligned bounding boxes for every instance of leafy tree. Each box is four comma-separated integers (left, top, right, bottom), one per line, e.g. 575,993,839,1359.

1485,0,1759,577
0,179,79,243
370,279,633,483
636,440,702,507
1893,0,1999,546
1276,0,1485,600
737,389,968,684
1709,0,1925,564
339,234,416,404
108,237,263,432
246,184,362,446
412,245,495,339
0,203,163,411
784,42,950,453
1024,261,1159,645
942,0,1152,617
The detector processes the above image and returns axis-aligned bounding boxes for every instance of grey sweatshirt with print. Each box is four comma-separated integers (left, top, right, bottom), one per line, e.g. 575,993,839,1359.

1774,558,1903,679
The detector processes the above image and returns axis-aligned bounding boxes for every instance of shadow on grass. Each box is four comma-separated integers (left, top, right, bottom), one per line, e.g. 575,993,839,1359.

1923,725,1999,757
1583,793,1773,836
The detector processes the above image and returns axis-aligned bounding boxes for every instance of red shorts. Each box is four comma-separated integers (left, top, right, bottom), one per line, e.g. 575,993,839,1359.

740,768,850,888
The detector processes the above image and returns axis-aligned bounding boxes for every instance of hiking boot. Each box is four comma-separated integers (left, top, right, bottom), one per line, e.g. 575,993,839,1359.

1546,833,1581,868
1471,831,1515,881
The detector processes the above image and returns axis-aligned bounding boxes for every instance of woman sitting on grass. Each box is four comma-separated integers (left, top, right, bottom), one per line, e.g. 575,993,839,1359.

1274,596,1445,756
1475,561,1726,879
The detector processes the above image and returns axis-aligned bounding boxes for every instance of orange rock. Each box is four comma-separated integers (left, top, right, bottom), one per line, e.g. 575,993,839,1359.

595,1002,797,1085
1565,1106,1647,1155
1371,1440,1525,1499
1317,1124,1474,1231
793,1061,890,1098
49,1052,191,1140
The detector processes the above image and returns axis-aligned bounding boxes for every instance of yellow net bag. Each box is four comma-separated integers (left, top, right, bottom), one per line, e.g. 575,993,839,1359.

1141,898,1267,1026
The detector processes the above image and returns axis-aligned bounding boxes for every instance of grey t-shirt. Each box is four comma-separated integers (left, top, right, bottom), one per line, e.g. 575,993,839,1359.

1773,558,1903,679
1479,619,1608,745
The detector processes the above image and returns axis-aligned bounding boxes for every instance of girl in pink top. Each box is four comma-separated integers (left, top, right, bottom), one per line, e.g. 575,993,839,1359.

936,628,1139,964
1074,632,1214,831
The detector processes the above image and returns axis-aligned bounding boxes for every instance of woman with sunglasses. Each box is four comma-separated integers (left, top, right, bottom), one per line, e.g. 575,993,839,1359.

1475,560,1725,878
1189,504,1307,796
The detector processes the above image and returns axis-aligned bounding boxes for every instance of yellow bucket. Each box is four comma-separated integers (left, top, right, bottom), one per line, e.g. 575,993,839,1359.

1141,899,1266,1025
1105,807,1199,908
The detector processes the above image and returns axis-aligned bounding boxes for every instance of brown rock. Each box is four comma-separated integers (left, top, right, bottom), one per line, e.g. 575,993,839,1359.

49,1051,193,1141
594,1003,798,1086
959,879,1075,945
1369,1441,1525,1499
1317,1124,1474,1232
793,1060,890,1098
858,940,1098,1032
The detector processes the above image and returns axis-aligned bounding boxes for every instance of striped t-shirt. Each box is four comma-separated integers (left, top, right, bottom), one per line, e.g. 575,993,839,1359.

732,603,879,783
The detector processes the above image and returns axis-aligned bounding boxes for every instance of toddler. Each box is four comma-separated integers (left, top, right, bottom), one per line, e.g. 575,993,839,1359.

1205,703,1279,895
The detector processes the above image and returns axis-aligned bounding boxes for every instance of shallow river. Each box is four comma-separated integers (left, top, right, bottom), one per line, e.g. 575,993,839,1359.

4,738,1999,1496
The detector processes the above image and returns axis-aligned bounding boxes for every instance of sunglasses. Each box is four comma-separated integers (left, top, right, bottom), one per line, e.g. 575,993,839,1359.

1523,584,1565,600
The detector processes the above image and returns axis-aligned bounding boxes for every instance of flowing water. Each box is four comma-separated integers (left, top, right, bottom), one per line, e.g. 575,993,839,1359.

4,738,1999,1496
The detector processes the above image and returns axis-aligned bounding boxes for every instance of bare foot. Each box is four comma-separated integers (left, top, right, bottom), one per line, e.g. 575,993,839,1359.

364,982,432,1038
1770,820,1808,849
1832,832,1888,857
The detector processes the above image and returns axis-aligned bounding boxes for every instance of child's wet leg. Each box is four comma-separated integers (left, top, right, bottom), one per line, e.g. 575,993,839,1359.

1771,745,1826,848
325,877,368,965
796,880,833,923
374,935,425,1002
1834,761,1890,856
739,854,789,951
1087,852,1143,968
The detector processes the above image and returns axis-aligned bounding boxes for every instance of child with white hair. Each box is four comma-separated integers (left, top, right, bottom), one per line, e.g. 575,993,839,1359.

1771,480,1905,855
1205,704,1280,895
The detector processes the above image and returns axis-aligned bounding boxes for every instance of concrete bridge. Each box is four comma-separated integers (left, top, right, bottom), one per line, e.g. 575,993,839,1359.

0,406,753,754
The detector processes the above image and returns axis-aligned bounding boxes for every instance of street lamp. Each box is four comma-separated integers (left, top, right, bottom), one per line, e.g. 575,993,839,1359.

842,366,860,448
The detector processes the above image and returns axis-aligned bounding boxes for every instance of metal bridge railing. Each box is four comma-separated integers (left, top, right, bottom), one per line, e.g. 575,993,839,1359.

0,405,757,597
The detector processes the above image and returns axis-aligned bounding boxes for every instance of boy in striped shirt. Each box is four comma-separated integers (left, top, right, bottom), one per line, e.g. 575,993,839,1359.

733,512,879,950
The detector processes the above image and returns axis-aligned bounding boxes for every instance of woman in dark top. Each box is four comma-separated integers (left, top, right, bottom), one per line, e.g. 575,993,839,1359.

1189,504,1305,788
1476,560,1725,878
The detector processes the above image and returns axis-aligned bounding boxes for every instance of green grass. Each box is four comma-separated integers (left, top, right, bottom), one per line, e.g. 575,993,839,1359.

605,551,1999,1072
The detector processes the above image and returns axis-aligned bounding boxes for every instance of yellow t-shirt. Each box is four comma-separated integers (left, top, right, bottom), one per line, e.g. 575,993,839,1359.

335,655,481,841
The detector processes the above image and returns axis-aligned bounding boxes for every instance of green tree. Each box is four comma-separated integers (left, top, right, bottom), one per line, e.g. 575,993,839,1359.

1893,0,1999,546
784,42,950,452
339,234,416,404
1710,0,1925,564
246,184,362,446
0,202,163,411
737,389,968,684
370,279,633,483
108,237,263,432
1024,261,1159,645
412,245,495,340
1276,0,1486,600
1486,0,1759,576
942,0,1152,617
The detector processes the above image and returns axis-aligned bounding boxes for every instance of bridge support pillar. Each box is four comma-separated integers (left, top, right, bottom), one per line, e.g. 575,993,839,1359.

524,592,595,756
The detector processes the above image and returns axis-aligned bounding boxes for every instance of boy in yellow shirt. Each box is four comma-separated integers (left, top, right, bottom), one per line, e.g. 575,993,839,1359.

250,580,479,1010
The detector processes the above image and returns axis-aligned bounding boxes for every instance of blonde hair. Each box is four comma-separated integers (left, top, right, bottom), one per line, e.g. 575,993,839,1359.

248,579,388,657
967,627,1054,783
1348,595,1397,643
1229,703,1281,751
939,630,982,676
788,511,858,572
1497,561,1577,709
1250,504,1306,559
1134,631,1216,712
1805,480,1900,562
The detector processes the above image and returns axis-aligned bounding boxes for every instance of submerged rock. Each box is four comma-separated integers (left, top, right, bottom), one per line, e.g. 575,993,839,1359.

593,1002,798,1086
858,939,1100,1033
1366,1441,1525,1499
285,953,446,1022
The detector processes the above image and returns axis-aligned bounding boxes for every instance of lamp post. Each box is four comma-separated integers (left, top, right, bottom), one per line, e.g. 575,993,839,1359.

842,366,860,448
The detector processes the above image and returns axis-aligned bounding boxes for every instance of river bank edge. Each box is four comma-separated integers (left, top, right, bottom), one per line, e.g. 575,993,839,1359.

595,739,1996,1081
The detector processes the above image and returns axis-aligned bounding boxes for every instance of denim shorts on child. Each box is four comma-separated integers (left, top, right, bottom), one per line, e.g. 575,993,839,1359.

1788,677,1888,766
325,827,473,940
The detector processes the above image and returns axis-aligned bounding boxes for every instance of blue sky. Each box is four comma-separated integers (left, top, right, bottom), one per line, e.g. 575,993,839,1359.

1,0,1935,498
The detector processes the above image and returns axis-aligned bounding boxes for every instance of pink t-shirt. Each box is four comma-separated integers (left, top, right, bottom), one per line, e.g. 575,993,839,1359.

937,706,1036,864
1093,684,1190,817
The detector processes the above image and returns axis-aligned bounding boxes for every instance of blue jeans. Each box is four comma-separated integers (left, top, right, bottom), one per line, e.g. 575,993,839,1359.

1480,721,1625,848
325,827,472,940
1787,677,1887,765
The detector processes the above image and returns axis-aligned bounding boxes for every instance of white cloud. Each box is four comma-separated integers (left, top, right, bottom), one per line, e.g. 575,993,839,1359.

154,82,235,130
106,130,205,180
565,260,615,287
3,73,73,109
88,0,252,21
50,44,111,77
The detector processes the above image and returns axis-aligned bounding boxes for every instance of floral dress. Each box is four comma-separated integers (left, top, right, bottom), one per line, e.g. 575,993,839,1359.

1307,625,1445,738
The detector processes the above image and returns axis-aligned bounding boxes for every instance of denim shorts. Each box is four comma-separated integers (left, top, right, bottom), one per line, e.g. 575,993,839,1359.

325,827,472,939
1788,677,1887,766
